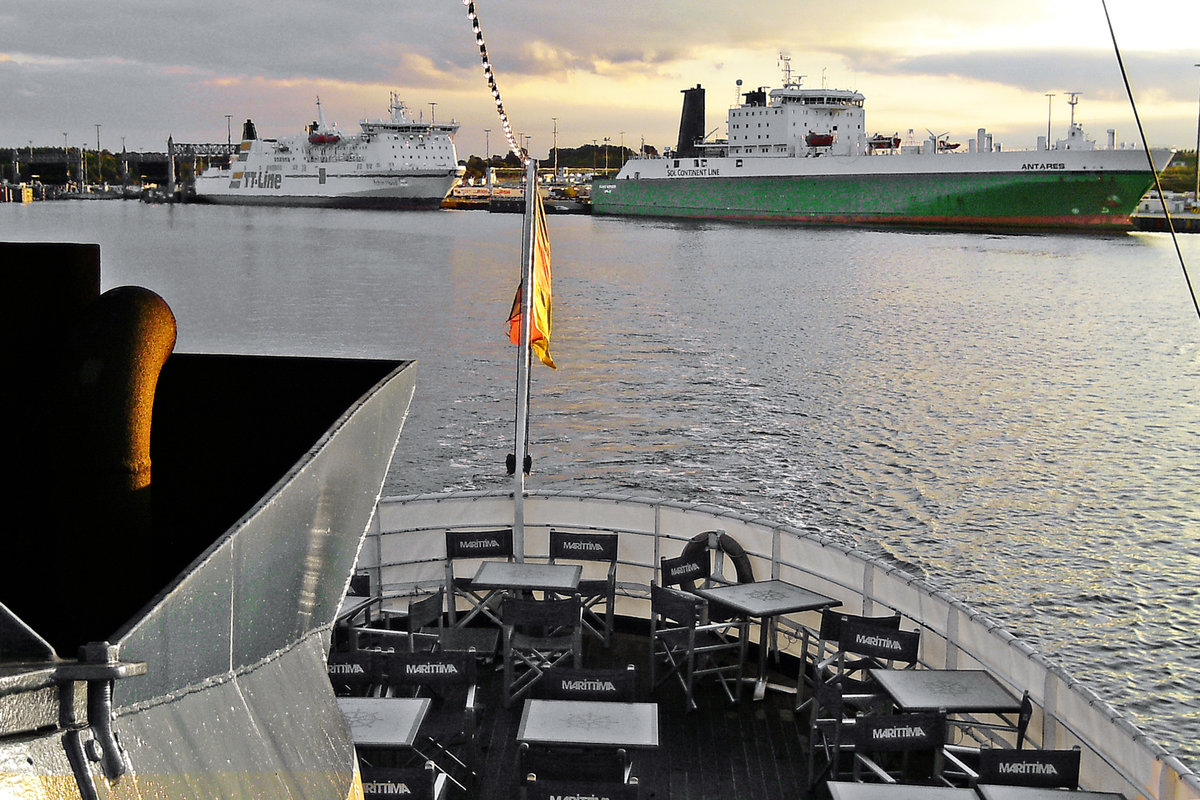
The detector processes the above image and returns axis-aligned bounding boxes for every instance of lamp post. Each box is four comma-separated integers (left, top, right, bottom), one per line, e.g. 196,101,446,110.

1045,93,1054,150
63,132,69,187
94,124,102,185
226,114,232,145
603,137,611,174
429,102,437,124
619,131,625,168
552,117,558,176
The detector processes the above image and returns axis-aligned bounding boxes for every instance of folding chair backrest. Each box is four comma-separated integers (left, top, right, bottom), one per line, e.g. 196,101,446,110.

854,710,945,752
660,551,709,589
407,588,444,633
502,595,581,633
523,778,638,800
360,764,439,800
977,747,1081,789
540,665,638,701
520,742,629,784
326,650,381,695
348,572,371,597
386,650,476,691
650,582,703,626
445,528,513,561
839,618,920,665
819,609,901,643
550,529,618,564
814,678,848,718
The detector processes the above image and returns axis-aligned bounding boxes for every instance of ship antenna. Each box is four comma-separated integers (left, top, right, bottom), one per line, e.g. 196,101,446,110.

1100,0,1197,323
1066,91,1081,127
779,53,792,86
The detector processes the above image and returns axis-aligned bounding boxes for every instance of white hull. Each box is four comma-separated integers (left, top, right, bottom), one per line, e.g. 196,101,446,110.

193,169,458,209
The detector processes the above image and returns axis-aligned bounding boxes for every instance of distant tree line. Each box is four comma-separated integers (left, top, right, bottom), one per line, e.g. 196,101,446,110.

458,142,660,181
1158,151,1198,192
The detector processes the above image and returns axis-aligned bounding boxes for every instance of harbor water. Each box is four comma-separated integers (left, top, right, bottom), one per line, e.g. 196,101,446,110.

4,200,1199,766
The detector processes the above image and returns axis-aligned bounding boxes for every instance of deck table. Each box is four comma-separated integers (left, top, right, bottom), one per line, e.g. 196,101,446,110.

337,696,430,748
453,561,581,629
517,699,660,749
827,782,976,800
693,579,839,699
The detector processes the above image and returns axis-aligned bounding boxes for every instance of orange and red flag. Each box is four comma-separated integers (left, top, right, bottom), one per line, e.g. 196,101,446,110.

507,192,555,369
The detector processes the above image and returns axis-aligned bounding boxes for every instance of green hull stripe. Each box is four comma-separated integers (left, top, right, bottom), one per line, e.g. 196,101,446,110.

593,170,1155,230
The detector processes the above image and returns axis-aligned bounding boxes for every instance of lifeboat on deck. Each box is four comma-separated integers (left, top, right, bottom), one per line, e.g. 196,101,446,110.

805,132,834,147
869,134,902,151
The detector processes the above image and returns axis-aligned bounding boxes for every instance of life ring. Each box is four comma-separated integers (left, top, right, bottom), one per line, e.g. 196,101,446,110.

681,530,755,587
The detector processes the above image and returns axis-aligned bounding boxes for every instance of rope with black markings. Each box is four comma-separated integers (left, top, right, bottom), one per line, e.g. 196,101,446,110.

462,0,527,165
1100,0,1198,324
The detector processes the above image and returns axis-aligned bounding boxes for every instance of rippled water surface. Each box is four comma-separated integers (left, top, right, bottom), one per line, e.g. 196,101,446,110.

6,200,1199,764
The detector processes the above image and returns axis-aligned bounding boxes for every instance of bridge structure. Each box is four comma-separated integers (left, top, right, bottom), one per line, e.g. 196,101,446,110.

4,141,239,187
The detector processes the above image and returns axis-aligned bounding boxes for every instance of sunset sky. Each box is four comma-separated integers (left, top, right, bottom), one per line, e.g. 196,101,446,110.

2,0,1198,160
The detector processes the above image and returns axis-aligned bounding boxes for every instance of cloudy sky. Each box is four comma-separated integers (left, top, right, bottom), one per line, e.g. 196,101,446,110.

2,0,1198,159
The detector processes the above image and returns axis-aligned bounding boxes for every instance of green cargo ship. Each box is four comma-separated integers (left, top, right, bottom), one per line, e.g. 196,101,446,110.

593,74,1170,232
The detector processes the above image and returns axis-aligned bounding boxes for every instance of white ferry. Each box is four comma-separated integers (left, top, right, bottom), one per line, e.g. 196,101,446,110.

193,94,460,209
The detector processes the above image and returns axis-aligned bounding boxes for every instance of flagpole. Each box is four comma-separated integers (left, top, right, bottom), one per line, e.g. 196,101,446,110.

512,157,537,561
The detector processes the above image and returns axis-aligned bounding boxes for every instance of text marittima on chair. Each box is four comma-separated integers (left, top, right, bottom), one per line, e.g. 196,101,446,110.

383,650,481,793
802,609,902,697
519,742,637,799
360,762,447,800
443,528,514,628
943,741,1080,791
974,746,1081,789
548,529,619,647
941,690,1037,783
326,650,385,697
649,582,748,711
851,710,949,785
538,664,638,701
501,595,584,708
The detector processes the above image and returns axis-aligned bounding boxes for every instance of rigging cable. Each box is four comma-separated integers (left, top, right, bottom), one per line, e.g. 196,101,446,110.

463,0,528,165
463,0,535,472
1100,0,1199,324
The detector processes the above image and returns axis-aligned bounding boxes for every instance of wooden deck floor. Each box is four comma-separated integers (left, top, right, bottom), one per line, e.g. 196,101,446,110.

440,623,821,800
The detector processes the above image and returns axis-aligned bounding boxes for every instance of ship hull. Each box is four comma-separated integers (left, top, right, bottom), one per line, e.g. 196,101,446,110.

594,151,1166,232
193,171,457,209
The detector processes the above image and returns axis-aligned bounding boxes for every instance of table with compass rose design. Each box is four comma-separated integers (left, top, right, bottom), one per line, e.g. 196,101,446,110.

517,699,659,748
337,696,431,747
867,669,1022,715
693,579,840,700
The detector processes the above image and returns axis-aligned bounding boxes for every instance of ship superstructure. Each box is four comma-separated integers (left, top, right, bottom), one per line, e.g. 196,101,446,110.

194,93,460,209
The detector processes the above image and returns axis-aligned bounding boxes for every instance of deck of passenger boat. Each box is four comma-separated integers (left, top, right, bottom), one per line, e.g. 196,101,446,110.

448,622,813,800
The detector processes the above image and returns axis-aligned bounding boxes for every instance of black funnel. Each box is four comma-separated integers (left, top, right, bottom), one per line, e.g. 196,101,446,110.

676,85,705,158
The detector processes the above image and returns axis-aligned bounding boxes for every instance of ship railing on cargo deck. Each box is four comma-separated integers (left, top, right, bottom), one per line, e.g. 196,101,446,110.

364,489,1199,800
